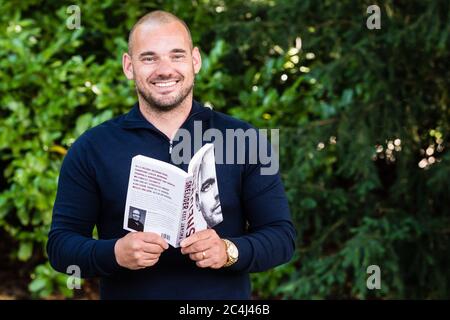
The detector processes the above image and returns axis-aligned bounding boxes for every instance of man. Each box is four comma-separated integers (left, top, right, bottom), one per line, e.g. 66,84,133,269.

195,155,223,228
47,10,295,299
127,208,144,232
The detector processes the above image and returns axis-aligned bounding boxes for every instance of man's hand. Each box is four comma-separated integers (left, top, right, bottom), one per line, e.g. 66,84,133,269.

180,229,227,269
114,232,169,270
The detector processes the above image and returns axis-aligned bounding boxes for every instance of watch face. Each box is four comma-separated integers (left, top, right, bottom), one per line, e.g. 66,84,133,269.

229,244,238,259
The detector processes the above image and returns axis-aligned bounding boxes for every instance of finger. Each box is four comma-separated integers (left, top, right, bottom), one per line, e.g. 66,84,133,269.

137,257,159,268
188,251,208,262
141,242,166,254
196,257,215,268
210,261,225,269
139,252,160,260
140,232,169,249
180,230,212,248
181,239,211,255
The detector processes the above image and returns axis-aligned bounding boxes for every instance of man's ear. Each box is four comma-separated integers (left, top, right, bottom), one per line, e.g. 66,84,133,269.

122,53,134,80
192,47,202,74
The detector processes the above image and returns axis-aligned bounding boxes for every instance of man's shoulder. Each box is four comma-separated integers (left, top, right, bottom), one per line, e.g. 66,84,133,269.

87,112,127,136
70,112,128,147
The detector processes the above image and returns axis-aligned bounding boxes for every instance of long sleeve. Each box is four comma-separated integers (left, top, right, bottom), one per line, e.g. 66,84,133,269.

47,135,121,278
227,130,296,272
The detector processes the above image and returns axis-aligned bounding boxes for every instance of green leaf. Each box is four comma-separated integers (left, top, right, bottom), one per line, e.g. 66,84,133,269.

74,113,93,136
28,278,48,293
18,241,33,261
301,198,317,209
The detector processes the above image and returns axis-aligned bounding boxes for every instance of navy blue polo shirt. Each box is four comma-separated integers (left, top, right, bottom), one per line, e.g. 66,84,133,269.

47,100,296,299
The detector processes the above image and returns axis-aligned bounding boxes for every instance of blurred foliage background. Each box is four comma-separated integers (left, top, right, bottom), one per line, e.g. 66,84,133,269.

0,0,449,299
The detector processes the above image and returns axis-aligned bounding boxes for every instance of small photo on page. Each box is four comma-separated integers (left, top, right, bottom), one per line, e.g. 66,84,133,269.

127,206,146,232
193,145,223,228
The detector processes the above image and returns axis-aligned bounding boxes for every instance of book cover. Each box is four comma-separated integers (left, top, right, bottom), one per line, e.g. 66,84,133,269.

123,143,223,247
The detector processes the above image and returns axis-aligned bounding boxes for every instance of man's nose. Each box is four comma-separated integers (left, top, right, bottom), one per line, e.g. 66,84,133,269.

154,58,175,78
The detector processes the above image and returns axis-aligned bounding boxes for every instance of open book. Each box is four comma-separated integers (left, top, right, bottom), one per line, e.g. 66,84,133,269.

122,143,223,247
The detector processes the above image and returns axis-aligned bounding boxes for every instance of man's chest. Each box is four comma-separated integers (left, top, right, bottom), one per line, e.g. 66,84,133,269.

92,135,243,225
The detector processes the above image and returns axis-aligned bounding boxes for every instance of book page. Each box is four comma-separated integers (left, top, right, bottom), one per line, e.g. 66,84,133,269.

175,176,194,247
123,155,188,247
187,143,223,233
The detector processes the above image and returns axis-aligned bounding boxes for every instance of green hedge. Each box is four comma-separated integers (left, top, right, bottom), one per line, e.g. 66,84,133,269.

0,0,449,299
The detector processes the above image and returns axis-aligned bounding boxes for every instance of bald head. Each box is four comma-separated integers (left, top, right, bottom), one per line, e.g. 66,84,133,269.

128,10,193,56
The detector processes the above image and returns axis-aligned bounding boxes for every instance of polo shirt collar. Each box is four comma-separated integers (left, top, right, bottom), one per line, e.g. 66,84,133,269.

121,100,212,131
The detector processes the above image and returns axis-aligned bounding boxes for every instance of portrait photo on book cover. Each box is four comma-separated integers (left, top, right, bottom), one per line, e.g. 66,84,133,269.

127,206,146,232
194,145,223,228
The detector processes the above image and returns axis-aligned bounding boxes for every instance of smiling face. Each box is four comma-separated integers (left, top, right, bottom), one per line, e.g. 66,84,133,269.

131,209,141,221
123,20,201,112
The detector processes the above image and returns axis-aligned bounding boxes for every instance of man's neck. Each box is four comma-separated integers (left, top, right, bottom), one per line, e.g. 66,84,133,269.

138,95,193,141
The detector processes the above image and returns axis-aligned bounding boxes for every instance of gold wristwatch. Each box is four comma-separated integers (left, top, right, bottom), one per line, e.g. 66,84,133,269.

222,239,239,267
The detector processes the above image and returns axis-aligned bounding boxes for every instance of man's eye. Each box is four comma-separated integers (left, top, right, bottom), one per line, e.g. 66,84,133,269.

172,55,185,61
142,57,156,62
201,183,212,193
201,178,216,192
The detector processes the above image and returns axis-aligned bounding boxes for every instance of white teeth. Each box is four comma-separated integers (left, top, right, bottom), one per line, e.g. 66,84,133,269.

154,81,177,87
